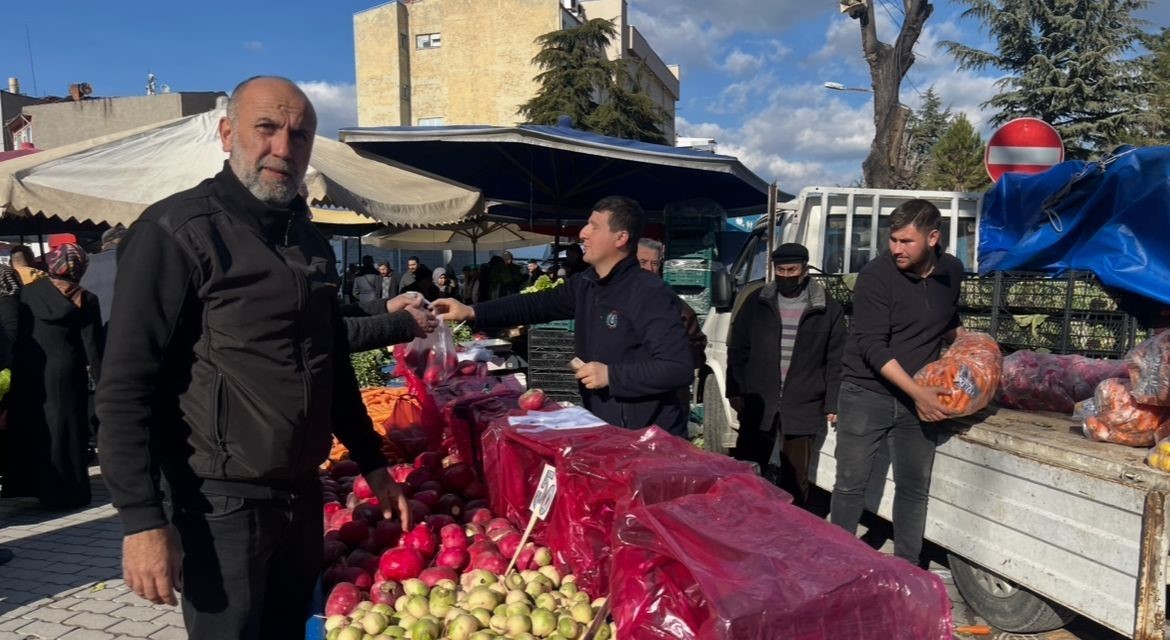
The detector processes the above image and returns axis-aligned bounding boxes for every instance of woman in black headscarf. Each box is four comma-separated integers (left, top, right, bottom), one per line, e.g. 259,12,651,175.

0,266,21,563
5,244,104,509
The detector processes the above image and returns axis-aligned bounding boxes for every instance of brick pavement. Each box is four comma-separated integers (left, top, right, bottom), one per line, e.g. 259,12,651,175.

0,468,184,640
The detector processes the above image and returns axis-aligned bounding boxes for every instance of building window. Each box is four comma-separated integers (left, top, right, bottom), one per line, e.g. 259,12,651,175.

399,33,408,51
418,117,445,127
401,85,411,100
416,33,441,49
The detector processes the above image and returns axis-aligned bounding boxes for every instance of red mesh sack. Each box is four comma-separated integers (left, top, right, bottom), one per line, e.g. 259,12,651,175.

609,473,953,640
996,350,1128,413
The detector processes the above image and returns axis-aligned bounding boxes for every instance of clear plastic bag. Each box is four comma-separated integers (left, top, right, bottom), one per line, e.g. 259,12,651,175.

996,351,1128,413
913,331,1003,419
1127,331,1170,406
1080,377,1170,447
393,320,458,386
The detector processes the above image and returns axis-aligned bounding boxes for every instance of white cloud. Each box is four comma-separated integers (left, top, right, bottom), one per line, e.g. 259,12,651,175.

721,49,765,76
243,41,265,53
297,81,357,140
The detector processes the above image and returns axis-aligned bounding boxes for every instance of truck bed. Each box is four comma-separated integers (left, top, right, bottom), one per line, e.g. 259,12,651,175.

810,407,1170,638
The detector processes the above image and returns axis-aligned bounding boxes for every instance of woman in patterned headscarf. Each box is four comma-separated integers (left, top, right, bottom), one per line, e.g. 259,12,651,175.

3,243,104,509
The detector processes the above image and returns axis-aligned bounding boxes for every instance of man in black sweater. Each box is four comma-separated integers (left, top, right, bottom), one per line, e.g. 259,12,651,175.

829,199,962,567
433,197,694,436
97,76,413,639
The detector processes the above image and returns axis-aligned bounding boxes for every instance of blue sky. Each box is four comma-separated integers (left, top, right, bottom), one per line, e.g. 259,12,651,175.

3,0,1166,190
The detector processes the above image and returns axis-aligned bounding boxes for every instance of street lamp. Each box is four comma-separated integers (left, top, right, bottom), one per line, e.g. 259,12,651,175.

823,81,872,93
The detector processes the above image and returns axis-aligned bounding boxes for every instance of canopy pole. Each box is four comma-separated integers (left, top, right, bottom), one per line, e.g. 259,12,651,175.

765,183,778,284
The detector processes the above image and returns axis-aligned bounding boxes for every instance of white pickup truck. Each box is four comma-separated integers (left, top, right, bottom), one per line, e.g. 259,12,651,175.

697,187,1170,639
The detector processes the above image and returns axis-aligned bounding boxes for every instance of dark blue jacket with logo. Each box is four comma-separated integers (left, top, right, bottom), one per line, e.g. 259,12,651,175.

474,255,694,436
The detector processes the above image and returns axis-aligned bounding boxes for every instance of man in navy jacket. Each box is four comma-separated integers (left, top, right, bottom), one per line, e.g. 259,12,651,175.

434,197,694,436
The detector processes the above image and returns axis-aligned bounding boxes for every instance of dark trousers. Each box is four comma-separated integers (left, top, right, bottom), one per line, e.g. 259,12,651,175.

171,480,321,640
734,415,816,509
829,381,938,566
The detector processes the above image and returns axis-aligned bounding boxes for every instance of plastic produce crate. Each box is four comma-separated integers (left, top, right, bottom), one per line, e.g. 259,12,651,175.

665,231,718,261
678,290,712,316
992,310,1136,358
959,275,996,310
993,271,1121,313
527,368,581,403
533,319,575,331
811,274,855,311
664,261,712,292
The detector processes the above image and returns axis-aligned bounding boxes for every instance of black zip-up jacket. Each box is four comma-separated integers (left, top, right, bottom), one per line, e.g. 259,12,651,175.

726,278,846,436
97,164,386,535
474,255,694,436
841,250,963,401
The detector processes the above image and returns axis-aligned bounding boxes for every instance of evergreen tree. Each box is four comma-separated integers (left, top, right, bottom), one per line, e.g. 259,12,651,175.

922,114,990,192
519,19,667,143
898,87,953,188
586,62,668,145
519,19,616,128
943,0,1150,159
1130,28,1170,145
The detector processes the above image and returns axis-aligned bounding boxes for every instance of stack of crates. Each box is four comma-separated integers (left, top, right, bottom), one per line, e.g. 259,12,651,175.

664,206,723,316
664,258,713,317
527,324,580,404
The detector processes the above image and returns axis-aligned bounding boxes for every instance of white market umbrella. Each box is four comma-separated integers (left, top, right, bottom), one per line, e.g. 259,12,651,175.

0,108,483,227
363,219,555,264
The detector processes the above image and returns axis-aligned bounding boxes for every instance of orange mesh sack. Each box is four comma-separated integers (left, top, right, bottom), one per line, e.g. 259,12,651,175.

1080,377,1170,447
913,331,1003,420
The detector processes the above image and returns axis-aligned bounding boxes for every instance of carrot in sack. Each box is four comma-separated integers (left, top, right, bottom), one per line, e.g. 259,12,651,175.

1128,331,1170,406
1081,378,1170,447
913,331,1003,421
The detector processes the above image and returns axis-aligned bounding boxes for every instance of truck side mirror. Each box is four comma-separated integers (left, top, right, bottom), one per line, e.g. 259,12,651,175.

710,265,733,310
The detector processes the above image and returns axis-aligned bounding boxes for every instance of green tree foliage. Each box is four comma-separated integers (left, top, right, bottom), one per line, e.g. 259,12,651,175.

922,114,990,192
943,0,1150,159
899,87,953,188
519,18,668,143
1129,28,1170,145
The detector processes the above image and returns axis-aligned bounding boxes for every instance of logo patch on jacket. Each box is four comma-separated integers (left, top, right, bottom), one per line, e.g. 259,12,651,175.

605,310,619,329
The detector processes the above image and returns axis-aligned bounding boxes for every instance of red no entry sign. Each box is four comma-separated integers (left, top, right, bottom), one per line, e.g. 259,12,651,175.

985,117,1065,182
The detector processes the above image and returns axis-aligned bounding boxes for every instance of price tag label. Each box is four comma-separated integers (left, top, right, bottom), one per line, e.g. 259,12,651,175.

530,464,558,520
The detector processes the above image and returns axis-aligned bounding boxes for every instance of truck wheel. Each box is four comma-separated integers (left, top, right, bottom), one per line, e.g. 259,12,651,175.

702,381,731,455
948,554,1077,633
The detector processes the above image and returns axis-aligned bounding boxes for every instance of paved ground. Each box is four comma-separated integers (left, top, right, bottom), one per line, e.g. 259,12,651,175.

0,473,1128,640
0,469,183,640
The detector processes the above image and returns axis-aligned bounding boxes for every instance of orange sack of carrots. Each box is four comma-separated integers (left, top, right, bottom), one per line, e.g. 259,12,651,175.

913,330,1003,421
1079,377,1170,447
360,387,423,436
1128,331,1170,406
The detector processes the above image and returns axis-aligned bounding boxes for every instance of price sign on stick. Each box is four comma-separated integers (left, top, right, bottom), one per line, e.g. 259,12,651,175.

506,464,558,575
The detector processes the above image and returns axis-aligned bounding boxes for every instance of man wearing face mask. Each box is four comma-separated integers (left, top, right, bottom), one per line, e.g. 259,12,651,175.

726,243,846,509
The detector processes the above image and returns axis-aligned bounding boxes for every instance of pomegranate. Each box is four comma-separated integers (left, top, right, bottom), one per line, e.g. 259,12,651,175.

372,520,403,550
440,523,469,550
352,475,375,500
414,451,443,472
324,582,363,616
419,566,459,587
468,551,507,574
464,508,493,527
402,524,438,559
461,481,488,501
435,494,464,519
352,502,382,525
411,490,439,510
407,499,430,523
330,459,360,479
435,547,470,572
518,388,547,411
323,539,349,565
369,580,404,606
378,547,426,581
337,520,370,547
389,463,414,484
347,549,379,575
497,532,522,559
339,566,373,591
424,514,457,534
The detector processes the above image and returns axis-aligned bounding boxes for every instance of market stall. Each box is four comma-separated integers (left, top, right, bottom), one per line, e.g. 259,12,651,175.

311,327,956,639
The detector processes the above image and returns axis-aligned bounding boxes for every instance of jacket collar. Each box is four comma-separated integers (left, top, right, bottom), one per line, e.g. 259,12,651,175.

759,277,827,311
210,161,309,243
585,254,640,286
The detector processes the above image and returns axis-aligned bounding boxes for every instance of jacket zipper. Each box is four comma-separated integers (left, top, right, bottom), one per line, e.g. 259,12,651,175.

212,370,229,475
283,216,313,471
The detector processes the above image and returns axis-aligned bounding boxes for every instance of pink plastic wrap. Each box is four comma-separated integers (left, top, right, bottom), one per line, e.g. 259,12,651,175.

609,473,953,640
439,383,522,475
996,350,1128,413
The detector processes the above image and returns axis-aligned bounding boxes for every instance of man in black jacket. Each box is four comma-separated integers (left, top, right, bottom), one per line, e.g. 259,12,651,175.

96,76,412,639
829,199,961,567
434,197,694,435
726,243,846,509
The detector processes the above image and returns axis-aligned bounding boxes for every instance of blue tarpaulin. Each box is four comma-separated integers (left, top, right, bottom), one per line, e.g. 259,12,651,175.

978,146,1170,306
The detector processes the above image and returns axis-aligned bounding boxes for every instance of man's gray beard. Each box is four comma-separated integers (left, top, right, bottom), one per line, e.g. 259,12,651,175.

229,154,298,206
